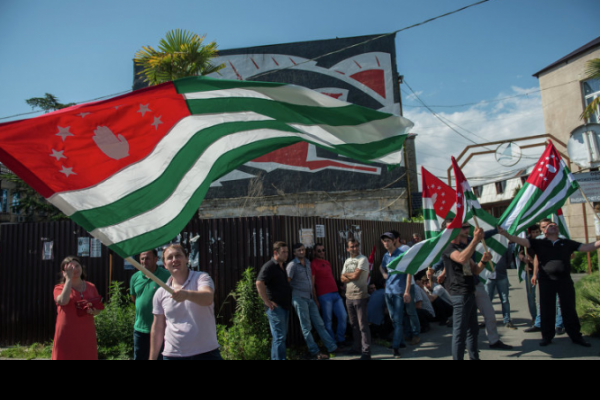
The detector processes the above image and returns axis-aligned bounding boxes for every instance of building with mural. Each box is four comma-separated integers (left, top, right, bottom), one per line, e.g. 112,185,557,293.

134,34,418,221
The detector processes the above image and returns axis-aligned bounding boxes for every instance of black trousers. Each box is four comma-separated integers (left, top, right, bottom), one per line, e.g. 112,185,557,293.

539,278,582,342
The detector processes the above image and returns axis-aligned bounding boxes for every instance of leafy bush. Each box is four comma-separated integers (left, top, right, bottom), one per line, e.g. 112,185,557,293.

575,273,600,337
94,281,136,360
571,252,599,274
217,268,271,360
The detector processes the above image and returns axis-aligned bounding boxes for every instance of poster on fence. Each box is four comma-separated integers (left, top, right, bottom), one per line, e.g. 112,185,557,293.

77,237,90,257
90,238,102,258
300,229,315,248
316,225,325,239
43,241,54,261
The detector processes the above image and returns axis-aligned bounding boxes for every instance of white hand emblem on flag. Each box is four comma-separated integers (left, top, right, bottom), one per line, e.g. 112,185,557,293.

93,126,130,160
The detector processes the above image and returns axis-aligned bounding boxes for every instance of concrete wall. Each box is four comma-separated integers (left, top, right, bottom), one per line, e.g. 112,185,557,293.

537,45,600,243
198,188,409,222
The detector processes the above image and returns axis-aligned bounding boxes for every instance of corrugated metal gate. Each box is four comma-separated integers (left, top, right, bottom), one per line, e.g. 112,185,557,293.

0,216,423,348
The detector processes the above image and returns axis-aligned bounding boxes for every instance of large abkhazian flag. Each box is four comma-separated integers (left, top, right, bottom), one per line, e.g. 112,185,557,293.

386,167,467,276
422,165,508,280
0,77,413,258
499,141,579,236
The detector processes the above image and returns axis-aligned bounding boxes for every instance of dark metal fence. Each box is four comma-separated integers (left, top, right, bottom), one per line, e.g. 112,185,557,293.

0,216,423,347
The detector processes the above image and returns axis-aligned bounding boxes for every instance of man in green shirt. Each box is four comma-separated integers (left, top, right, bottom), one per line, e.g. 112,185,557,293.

130,249,171,360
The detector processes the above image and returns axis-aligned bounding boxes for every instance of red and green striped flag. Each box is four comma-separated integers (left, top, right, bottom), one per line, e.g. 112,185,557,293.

386,164,467,276
0,76,413,258
499,141,579,236
422,167,456,239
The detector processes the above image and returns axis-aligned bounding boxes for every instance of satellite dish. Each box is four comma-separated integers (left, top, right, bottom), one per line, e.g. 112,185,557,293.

567,124,600,169
495,142,522,167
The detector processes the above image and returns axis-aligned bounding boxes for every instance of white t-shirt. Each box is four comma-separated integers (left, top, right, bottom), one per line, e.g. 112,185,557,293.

153,270,219,358
342,255,370,300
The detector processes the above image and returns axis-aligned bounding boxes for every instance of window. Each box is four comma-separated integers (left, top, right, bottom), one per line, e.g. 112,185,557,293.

11,192,20,214
495,181,506,195
583,77,600,124
473,186,482,198
0,190,7,213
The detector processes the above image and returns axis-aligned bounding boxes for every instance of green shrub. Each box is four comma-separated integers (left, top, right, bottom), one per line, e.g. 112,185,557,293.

571,252,599,274
95,281,136,360
217,268,271,360
575,272,600,337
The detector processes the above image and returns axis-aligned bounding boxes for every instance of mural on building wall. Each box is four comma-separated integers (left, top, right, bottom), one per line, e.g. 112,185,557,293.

133,34,409,199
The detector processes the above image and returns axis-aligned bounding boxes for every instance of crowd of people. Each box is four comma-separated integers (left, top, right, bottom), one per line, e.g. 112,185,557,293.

50,217,597,360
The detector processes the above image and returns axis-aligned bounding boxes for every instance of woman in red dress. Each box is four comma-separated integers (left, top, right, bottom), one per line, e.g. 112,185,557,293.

52,256,104,361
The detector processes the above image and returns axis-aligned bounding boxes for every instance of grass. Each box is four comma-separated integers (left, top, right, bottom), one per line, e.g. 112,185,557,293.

0,343,52,360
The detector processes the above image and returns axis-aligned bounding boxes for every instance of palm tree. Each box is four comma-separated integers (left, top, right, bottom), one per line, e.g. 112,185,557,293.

581,58,600,122
134,29,225,86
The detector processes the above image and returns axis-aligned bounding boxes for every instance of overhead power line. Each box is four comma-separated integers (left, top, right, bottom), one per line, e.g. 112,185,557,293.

1,0,493,122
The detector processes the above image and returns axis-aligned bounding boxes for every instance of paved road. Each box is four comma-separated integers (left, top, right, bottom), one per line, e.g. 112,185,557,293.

334,270,600,360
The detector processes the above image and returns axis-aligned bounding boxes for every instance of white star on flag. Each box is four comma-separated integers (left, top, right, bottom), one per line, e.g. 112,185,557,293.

59,166,76,177
138,104,152,117
50,149,66,161
152,116,163,130
56,126,74,142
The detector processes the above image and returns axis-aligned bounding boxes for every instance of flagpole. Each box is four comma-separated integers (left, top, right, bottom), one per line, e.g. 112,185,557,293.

125,257,174,295
524,246,531,295
471,215,495,272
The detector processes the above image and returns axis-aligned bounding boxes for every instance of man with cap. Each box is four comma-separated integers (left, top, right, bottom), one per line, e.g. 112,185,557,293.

379,232,420,359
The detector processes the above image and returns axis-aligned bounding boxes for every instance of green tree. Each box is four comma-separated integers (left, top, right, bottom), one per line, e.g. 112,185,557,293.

0,93,74,222
134,29,225,86
1,172,67,222
26,93,75,113
581,58,600,121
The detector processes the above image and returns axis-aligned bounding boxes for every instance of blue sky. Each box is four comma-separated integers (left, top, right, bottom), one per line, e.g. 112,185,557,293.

1,0,598,183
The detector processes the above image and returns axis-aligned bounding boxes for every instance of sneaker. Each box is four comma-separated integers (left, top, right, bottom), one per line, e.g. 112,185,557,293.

393,349,401,359
489,340,513,350
524,326,541,333
410,336,421,346
312,353,330,360
556,327,566,336
505,322,518,330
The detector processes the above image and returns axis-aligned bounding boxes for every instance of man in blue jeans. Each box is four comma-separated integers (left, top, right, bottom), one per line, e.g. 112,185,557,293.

442,225,493,360
380,232,420,359
484,244,517,330
256,242,293,361
312,243,348,347
287,243,338,360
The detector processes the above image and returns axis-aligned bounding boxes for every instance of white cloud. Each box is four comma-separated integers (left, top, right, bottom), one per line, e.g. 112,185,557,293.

406,86,546,191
